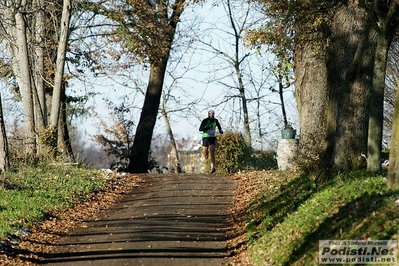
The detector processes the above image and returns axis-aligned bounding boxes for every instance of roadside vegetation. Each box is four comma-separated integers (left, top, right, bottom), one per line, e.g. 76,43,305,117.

0,160,398,265
0,163,106,240
229,169,399,265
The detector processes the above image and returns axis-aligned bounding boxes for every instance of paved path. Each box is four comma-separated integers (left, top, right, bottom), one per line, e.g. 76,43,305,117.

44,174,235,266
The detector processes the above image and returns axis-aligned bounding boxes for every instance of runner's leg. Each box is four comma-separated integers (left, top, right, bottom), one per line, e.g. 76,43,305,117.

209,144,216,170
202,138,209,159
203,146,209,159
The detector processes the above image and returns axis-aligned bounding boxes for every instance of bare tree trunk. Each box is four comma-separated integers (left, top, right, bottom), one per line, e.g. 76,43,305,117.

58,87,75,162
368,32,391,172
33,0,49,156
228,0,251,146
367,2,399,173
11,2,37,154
127,62,168,173
33,0,47,130
236,69,251,146
330,6,372,171
161,109,182,173
0,94,10,172
49,0,71,146
295,4,378,175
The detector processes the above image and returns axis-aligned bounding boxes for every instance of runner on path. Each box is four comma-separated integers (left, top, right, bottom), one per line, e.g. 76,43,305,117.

199,110,223,174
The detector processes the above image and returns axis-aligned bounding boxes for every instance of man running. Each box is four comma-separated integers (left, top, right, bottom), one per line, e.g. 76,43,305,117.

199,110,223,173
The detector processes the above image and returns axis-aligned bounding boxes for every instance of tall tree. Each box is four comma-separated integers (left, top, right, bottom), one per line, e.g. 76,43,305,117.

49,0,72,150
384,37,399,137
127,0,186,173
388,80,399,189
81,0,187,173
0,0,75,160
2,0,37,154
364,0,399,172
33,0,47,132
250,0,399,175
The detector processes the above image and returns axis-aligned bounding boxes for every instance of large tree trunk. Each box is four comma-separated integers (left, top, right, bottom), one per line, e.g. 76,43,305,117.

294,43,328,171
126,0,185,173
368,31,392,172
330,6,373,171
12,4,37,155
295,4,378,175
127,62,168,173
368,1,399,173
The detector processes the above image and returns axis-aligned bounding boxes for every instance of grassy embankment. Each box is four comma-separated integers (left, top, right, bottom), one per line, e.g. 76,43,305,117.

246,170,399,265
0,164,106,239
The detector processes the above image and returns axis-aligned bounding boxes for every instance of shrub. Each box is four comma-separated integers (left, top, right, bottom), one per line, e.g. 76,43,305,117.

215,132,252,174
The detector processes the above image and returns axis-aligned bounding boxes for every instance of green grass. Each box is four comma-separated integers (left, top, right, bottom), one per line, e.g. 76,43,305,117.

247,170,399,265
0,164,105,239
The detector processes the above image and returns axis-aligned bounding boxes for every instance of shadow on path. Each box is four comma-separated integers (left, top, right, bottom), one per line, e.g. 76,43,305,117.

42,174,235,266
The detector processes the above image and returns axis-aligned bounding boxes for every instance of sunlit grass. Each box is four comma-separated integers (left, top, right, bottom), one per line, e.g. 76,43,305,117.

0,165,105,239
247,171,399,265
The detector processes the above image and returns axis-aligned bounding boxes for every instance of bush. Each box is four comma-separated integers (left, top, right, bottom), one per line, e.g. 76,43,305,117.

215,132,252,174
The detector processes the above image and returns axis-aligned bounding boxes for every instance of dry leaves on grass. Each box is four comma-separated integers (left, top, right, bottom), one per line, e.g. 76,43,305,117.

1,170,289,266
227,170,279,265
0,173,147,266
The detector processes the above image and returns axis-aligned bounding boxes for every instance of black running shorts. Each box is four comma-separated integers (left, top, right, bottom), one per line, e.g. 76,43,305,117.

202,137,217,147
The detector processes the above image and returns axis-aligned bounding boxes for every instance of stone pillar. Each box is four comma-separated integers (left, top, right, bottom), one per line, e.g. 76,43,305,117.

277,139,299,170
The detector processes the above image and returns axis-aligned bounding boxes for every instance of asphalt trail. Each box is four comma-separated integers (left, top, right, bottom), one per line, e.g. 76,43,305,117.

44,174,235,266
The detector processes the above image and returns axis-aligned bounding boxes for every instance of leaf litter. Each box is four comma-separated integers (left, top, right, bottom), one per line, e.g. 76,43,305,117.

0,170,283,265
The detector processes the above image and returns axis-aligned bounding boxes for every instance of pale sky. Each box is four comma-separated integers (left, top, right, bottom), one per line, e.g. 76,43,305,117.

70,0,299,151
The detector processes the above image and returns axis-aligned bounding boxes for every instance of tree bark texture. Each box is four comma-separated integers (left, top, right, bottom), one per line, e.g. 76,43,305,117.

294,4,379,174
58,87,75,162
12,6,37,154
294,43,328,170
50,0,71,141
330,6,372,171
367,10,399,172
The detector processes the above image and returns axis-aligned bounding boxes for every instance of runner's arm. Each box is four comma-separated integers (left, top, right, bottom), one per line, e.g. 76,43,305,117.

216,119,223,132
199,119,210,132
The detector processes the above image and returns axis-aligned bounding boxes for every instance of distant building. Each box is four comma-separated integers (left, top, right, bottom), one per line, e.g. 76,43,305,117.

168,138,201,173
